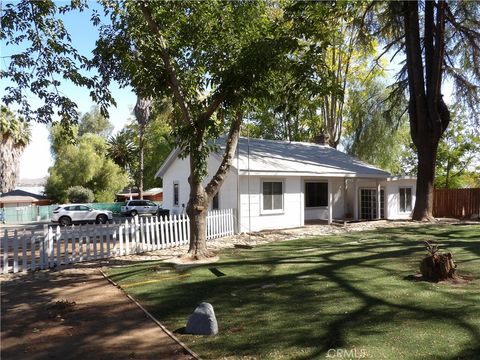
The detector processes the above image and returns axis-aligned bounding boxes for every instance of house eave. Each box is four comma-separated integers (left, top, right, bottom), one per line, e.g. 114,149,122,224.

237,170,390,179
155,148,182,178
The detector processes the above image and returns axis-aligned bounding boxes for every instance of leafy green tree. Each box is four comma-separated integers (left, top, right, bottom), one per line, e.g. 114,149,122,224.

396,105,480,189
1,1,114,123
93,1,336,258
318,3,378,148
109,101,173,190
242,3,384,148
0,106,31,193
45,128,129,203
435,108,480,189
67,186,94,203
78,106,114,138
140,106,173,190
377,1,480,220
343,78,411,175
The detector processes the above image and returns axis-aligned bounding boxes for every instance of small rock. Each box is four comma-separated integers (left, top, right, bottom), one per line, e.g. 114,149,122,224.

186,302,218,335
470,213,479,220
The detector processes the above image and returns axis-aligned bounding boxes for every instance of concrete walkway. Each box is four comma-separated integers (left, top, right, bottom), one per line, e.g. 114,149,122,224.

1,268,196,360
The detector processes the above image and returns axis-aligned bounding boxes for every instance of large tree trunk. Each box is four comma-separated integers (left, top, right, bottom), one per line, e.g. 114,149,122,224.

185,112,242,259
403,1,450,221
186,173,211,259
412,140,438,220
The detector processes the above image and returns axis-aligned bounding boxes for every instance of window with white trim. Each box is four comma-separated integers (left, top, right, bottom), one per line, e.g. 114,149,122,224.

399,187,412,213
173,182,179,206
262,181,283,212
305,182,328,207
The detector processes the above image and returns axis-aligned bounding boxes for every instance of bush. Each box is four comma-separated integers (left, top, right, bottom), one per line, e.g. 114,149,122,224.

67,186,94,203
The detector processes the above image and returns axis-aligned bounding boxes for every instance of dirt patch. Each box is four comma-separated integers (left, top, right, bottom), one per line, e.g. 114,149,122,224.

46,299,77,321
1,268,196,360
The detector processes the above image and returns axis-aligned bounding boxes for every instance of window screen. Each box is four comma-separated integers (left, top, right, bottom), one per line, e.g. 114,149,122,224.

263,181,283,211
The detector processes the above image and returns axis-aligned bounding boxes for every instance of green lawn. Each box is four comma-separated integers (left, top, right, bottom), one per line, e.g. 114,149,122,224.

106,224,480,359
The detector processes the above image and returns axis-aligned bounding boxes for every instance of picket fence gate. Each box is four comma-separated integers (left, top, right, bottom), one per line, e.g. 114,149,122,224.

1,209,235,274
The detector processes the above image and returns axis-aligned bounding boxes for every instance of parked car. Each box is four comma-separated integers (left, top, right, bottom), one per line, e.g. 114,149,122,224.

121,200,161,216
52,204,113,226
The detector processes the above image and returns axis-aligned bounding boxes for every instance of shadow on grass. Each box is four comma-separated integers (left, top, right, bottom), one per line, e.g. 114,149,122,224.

106,225,480,359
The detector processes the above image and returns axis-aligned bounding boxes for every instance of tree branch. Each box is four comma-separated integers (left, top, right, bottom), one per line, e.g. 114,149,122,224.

139,2,191,124
205,109,243,198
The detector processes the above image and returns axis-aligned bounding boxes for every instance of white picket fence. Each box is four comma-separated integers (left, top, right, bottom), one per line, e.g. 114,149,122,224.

1,209,235,274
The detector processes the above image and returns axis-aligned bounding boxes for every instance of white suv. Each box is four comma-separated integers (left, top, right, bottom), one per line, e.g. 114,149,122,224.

121,200,160,216
52,204,113,226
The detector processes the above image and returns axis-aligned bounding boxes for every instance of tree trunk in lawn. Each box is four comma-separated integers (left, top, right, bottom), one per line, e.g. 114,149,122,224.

412,140,438,221
185,112,242,259
403,1,450,221
186,172,211,259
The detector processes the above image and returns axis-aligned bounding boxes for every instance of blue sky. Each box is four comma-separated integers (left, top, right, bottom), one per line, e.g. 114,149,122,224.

1,1,136,179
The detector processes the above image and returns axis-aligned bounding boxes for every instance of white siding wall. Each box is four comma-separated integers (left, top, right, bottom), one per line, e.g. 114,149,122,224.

344,178,417,220
384,179,417,220
332,178,346,219
161,154,238,215
238,175,303,232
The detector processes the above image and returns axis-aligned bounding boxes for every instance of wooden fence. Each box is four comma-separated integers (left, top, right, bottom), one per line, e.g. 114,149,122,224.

1,209,235,274
433,188,480,218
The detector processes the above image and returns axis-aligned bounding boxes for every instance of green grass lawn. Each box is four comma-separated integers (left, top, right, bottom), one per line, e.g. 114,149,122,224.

106,224,480,359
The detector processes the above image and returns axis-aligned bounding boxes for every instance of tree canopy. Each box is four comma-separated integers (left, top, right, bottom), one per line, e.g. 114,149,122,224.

45,107,128,203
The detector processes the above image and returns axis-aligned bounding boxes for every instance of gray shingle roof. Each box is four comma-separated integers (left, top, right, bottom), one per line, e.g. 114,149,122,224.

156,137,390,179
231,137,390,178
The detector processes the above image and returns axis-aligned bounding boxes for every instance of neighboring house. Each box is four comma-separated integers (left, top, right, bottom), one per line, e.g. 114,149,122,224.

0,189,53,223
0,189,51,208
116,187,163,202
155,137,417,233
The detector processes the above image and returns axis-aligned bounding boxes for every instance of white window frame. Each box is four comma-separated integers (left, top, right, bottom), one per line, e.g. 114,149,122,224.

260,179,284,215
399,187,412,213
173,181,179,206
304,181,328,208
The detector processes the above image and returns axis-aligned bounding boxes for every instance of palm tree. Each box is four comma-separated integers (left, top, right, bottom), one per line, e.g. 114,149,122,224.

106,129,138,173
0,106,31,193
134,96,153,200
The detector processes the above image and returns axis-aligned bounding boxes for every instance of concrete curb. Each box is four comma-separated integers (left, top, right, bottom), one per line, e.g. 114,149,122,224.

98,269,202,360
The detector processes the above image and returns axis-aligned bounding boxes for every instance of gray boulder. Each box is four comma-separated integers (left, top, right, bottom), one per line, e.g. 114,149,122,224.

186,302,218,335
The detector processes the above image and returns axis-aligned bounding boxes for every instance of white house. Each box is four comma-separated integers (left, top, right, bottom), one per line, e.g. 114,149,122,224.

156,137,416,233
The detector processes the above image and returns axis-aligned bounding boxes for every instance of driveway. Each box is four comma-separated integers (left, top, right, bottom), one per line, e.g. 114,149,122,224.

1,267,196,360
